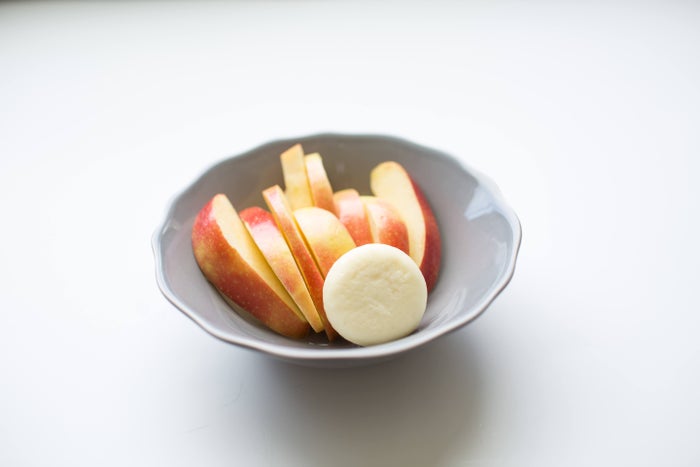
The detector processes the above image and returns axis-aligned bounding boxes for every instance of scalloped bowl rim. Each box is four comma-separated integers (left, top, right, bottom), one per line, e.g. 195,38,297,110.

152,133,522,364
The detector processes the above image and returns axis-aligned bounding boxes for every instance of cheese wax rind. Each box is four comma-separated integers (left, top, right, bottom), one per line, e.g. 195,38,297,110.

323,244,427,346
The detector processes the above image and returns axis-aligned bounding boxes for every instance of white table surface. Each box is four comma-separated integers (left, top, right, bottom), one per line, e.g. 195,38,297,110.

2,2,698,466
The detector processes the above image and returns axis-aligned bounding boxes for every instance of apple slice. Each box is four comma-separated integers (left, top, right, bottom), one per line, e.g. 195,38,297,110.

191,194,310,339
304,153,336,214
333,188,373,246
294,207,356,277
360,195,409,255
263,185,337,340
280,144,313,210
370,161,441,291
239,206,324,333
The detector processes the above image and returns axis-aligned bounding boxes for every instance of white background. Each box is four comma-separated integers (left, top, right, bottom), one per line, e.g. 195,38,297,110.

1,2,698,466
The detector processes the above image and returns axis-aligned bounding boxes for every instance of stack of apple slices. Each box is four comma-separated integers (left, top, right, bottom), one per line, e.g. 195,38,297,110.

191,144,441,343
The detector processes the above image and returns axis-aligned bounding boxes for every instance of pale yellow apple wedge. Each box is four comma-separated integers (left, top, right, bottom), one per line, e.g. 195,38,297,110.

333,188,373,246
191,194,310,339
360,195,409,255
304,152,336,214
263,185,338,341
294,206,356,277
240,206,324,333
280,144,313,210
370,161,442,292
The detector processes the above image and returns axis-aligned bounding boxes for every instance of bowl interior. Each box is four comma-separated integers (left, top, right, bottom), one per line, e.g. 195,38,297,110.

154,134,520,363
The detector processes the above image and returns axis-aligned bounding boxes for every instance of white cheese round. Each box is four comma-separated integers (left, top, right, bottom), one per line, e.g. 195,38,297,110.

323,243,427,346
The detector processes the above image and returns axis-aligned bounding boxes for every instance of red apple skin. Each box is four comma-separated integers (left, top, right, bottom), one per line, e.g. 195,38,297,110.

333,189,373,246
370,162,442,292
294,206,356,277
192,196,310,339
305,153,336,214
240,206,325,333
263,185,338,341
411,178,442,292
361,196,410,255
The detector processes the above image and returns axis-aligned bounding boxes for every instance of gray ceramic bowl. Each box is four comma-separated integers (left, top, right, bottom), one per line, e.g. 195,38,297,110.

152,134,521,366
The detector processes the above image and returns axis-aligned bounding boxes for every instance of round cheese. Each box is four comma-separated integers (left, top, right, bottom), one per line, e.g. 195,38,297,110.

323,244,427,346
